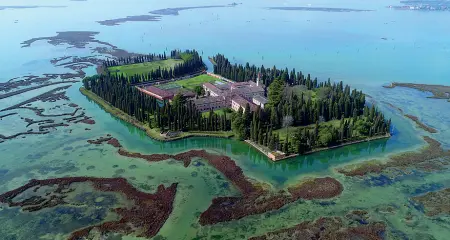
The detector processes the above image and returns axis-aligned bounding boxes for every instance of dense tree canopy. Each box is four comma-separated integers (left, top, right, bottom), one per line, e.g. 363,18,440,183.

83,50,230,133
84,51,391,156
212,54,391,154
267,78,285,109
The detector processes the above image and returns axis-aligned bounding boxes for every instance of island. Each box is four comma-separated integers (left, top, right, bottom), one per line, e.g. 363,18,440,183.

387,0,450,12
384,82,450,101
81,49,391,161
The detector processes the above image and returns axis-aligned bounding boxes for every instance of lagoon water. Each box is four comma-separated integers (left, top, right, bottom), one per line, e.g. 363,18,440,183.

1,0,450,239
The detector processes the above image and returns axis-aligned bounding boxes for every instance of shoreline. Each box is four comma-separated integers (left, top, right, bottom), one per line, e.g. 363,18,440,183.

80,87,234,142
245,134,391,162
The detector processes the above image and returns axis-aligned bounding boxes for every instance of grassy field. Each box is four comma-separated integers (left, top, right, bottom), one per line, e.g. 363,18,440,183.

173,74,223,90
201,108,233,119
180,52,193,61
108,59,183,76
286,85,335,102
157,83,181,90
274,119,345,141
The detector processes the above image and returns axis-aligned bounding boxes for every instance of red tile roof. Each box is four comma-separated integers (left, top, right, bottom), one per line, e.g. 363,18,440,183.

232,95,258,111
203,82,223,95
140,86,173,100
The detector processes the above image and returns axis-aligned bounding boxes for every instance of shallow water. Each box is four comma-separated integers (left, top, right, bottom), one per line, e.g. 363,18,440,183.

1,0,450,239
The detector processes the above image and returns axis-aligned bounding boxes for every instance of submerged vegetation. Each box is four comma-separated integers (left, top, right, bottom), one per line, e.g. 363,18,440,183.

250,212,385,240
412,188,450,217
0,177,178,239
337,136,450,177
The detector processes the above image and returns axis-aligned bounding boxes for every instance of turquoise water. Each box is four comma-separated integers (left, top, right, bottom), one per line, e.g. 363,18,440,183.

1,0,450,239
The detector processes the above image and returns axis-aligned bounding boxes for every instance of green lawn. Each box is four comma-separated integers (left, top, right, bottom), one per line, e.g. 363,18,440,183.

202,108,233,119
174,74,223,90
108,59,183,76
274,119,345,141
286,85,315,101
285,85,334,102
180,52,193,61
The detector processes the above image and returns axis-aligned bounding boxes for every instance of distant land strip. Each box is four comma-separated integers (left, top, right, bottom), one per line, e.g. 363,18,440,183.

267,7,373,12
97,15,161,26
0,113,17,119
149,5,229,15
97,5,232,26
0,81,78,100
404,114,438,134
0,6,66,11
384,82,450,100
1,86,71,112
381,101,438,133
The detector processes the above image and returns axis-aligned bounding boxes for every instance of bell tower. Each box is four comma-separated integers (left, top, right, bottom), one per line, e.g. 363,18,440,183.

257,72,261,86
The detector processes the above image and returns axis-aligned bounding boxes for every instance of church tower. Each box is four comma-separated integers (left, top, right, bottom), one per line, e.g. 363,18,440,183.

257,72,261,86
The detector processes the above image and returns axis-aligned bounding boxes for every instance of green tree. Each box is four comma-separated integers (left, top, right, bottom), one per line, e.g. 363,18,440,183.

283,133,290,155
355,119,371,135
269,133,275,150
232,107,246,140
314,121,319,139
244,103,252,125
319,131,333,147
194,85,205,97
270,108,279,128
171,93,185,109
267,78,285,109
